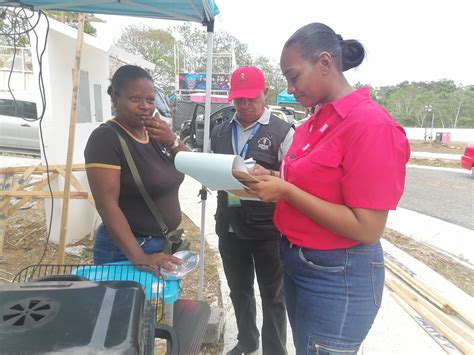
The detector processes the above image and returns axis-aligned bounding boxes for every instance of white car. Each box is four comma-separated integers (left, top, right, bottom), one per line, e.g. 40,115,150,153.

0,92,40,153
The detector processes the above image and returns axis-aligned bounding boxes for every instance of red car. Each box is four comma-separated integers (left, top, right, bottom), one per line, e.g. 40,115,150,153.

460,143,474,174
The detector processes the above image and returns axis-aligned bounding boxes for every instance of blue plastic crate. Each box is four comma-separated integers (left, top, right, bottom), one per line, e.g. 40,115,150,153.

72,261,180,304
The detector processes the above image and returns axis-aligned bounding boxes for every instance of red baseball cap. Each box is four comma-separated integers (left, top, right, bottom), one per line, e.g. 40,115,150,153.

228,66,266,101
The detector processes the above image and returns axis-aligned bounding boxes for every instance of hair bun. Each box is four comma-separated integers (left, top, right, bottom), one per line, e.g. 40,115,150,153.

341,39,365,71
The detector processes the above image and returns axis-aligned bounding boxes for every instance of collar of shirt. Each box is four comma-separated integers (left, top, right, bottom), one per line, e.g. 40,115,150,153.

328,86,372,119
230,108,271,131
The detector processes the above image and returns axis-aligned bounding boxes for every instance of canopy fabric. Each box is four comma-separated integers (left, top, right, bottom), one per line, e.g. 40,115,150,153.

4,0,220,24
277,89,296,104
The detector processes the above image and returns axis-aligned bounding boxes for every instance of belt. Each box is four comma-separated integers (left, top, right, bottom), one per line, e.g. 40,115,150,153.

281,235,296,248
134,233,164,240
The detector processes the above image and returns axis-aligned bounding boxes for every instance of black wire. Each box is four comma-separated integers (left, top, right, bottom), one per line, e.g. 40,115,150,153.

30,10,52,269
1,6,54,273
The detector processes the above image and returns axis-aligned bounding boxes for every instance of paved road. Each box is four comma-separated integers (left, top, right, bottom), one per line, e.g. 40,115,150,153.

399,167,474,230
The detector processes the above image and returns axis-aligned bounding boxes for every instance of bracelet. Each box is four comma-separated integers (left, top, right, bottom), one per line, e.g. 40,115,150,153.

270,169,275,176
169,134,180,149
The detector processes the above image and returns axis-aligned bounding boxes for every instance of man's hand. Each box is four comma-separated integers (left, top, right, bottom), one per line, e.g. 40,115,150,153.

250,163,270,176
144,111,175,146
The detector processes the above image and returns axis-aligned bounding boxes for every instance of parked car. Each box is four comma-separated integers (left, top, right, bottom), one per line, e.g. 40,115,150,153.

460,143,474,174
154,87,173,126
0,93,40,153
179,104,296,151
0,87,171,155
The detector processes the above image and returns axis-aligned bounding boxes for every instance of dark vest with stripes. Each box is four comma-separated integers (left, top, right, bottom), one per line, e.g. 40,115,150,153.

210,114,292,240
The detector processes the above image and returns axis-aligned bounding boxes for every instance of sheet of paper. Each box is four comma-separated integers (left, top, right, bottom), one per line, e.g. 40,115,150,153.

175,152,258,191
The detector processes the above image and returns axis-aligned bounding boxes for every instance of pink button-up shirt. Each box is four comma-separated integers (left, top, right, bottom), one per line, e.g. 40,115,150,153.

274,88,410,250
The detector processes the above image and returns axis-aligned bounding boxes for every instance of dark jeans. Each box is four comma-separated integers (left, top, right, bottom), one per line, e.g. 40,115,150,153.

219,233,287,355
280,238,384,355
93,223,165,264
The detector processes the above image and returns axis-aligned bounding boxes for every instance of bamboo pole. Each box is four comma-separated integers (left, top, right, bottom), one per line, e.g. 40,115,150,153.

56,168,95,207
385,253,474,327
0,165,39,255
0,191,88,198
386,277,474,354
389,292,459,354
57,13,86,264
0,166,36,203
8,173,60,215
0,174,14,258
0,164,85,174
385,255,450,312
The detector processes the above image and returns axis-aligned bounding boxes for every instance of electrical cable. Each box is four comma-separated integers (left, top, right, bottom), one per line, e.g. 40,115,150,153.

1,6,54,273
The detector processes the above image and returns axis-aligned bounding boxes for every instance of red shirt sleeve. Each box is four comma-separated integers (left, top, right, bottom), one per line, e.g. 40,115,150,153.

341,123,410,210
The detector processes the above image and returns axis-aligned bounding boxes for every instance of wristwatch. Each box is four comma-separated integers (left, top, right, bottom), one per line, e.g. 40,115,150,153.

170,134,180,149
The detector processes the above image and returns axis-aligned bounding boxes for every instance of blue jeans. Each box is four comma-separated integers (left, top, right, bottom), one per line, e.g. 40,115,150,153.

280,238,384,355
93,223,165,264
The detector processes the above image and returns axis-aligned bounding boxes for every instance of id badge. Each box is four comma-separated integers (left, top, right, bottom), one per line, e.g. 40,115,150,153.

227,193,241,207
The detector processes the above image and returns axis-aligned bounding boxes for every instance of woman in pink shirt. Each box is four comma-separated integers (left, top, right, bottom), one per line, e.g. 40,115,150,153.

249,23,410,355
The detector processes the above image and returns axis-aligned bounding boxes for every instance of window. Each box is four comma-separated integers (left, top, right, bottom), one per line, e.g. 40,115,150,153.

212,106,235,126
77,70,92,123
154,89,172,118
22,101,37,119
0,98,36,119
0,98,17,117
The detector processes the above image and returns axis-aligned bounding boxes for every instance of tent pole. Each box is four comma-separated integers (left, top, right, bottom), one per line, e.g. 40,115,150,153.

198,20,215,300
57,13,86,264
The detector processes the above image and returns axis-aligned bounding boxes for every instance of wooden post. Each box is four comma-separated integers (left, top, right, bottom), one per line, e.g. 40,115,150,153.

0,174,14,259
386,277,474,354
57,13,86,264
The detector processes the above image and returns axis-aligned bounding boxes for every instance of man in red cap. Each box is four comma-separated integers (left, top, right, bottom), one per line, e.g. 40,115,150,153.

211,66,294,355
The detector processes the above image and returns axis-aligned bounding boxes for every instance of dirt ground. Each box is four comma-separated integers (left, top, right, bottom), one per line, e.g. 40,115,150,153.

407,140,467,169
383,229,473,296
409,139,467,154
0,200,223,354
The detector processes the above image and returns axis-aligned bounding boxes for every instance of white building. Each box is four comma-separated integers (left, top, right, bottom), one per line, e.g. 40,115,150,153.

28,17,154,245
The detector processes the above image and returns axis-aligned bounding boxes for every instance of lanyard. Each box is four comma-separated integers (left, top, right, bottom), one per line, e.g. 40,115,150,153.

232,121,262,158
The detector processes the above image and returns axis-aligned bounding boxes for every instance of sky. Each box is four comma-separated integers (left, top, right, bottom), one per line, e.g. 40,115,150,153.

94,0,474,88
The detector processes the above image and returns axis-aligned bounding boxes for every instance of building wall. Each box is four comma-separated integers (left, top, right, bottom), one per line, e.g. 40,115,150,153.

31,18,111,245
404,128,474,143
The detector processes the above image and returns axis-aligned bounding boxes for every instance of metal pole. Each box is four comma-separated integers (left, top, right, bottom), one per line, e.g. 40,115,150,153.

197,20,215,300
430,111,435,143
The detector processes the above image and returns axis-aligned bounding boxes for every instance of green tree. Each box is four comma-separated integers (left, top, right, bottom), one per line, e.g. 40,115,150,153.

46,11,98,36
115,25,176,92
252,55,285,105
171,23,252,73
373,80,474,128
1,10,98,46
0,9,30,46
172,23,207,73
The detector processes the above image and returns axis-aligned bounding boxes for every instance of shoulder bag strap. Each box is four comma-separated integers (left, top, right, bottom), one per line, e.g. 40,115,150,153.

109,123,181,254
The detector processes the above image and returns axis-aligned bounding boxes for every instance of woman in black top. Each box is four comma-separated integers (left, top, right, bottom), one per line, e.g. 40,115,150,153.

85,65,188,270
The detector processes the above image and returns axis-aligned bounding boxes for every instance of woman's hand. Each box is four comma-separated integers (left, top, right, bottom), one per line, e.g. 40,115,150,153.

144,112,175,146
246,175,292,203
135,252,183,271
250,164,276,177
